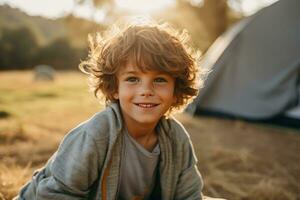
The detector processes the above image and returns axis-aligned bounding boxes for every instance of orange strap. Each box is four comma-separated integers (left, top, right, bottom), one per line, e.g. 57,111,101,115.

101,159,112,200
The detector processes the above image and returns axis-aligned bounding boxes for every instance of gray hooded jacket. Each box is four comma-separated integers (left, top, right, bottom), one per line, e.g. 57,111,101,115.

15,103,203,200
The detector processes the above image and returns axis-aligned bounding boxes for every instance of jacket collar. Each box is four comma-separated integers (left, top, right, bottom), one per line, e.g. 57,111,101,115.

101,102,176,200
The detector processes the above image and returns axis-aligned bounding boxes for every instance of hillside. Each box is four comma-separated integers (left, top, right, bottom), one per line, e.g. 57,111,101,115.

0,5,67,45
0,5,104,47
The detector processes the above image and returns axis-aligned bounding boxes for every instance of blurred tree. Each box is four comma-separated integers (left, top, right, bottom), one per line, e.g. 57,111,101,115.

64,15,106,48
180,0,229,39
0,27,39,70
35,37,86,70
72,0,116,22
72,0,233,49
176,0,243,47
200,0,228,40
74,0,113,7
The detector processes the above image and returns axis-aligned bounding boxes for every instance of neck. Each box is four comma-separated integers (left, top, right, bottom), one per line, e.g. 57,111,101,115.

127,122,156,138
125,121,159,152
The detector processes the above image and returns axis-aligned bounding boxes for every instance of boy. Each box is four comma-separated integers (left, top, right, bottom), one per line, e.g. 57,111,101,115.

15,21,204,200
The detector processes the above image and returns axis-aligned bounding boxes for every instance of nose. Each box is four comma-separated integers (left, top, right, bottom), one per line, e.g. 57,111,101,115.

140,80,154,97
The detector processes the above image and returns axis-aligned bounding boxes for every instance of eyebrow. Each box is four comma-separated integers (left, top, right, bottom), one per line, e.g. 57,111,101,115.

121,70,169,76
122,71,137,74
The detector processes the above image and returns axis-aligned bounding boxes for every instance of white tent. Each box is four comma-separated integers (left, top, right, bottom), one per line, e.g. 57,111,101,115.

186,0,300,128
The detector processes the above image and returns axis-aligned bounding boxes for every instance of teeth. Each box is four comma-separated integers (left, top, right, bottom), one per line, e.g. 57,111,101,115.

138,103,156,108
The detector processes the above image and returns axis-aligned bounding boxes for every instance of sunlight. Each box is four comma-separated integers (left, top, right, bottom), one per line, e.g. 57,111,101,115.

115,0,175,14
228,0,279,15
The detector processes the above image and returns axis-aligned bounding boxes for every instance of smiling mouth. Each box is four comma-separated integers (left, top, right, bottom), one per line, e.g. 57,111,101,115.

134,103,159,108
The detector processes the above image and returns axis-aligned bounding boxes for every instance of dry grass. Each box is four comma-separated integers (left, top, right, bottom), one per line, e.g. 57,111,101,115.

178,114,300,200
0,163,32,200
0,70,102,199
0,71,299,200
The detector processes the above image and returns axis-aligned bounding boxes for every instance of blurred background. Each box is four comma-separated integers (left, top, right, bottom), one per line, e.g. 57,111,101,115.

1,0,300,200
0,0,276,70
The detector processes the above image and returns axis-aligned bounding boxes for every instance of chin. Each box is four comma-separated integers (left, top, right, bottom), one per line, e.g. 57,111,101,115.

135,116,160,125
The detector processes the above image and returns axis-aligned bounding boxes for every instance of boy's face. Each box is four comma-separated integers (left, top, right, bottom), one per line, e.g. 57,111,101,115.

114,62,176,130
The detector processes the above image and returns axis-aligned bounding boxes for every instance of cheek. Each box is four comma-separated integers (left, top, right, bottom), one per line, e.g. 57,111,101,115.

161,88,174,96
158,86,175,100
118,85,133,99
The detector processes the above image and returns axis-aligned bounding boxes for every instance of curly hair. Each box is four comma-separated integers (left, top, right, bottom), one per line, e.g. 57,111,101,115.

79,21,203,112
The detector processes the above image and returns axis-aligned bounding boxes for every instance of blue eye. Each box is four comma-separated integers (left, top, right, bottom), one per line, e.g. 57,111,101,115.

154,77,167,83
125,77,139,83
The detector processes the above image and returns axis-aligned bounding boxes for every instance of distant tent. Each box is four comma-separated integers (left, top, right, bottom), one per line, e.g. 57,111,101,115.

34,65,55,81
186,0,300,128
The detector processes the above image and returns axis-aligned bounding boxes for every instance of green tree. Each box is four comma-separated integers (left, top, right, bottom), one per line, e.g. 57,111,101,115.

0,27,39,70
36,37,86,70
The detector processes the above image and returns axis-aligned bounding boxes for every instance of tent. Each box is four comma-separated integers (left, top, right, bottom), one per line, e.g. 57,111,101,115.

186,0,300,128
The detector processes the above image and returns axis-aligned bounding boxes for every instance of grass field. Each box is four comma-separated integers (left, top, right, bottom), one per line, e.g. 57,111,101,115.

0,71,299,200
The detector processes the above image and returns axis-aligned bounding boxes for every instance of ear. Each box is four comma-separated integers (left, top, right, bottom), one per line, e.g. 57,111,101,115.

113,92,119,99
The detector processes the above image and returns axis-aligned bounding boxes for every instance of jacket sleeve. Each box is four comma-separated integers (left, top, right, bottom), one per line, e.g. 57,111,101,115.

16,124,103,200
174,138,204,200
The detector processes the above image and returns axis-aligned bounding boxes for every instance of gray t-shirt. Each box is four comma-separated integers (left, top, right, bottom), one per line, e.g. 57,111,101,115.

118,130,160,200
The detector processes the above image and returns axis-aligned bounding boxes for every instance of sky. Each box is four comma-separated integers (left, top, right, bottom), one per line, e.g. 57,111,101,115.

0,0,278,22
0,0,106,22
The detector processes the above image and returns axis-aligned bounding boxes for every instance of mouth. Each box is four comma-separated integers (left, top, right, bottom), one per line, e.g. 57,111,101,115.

134,103,159,108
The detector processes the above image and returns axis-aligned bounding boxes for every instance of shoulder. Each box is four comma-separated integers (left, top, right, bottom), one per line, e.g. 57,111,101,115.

84,103,123,139
159,116,192,145
75,103,122,137
59,103,123,147
159,116,199,168
49,103,124,175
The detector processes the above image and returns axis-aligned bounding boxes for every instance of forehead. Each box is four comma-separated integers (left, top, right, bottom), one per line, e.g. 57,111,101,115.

119,62,170,75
